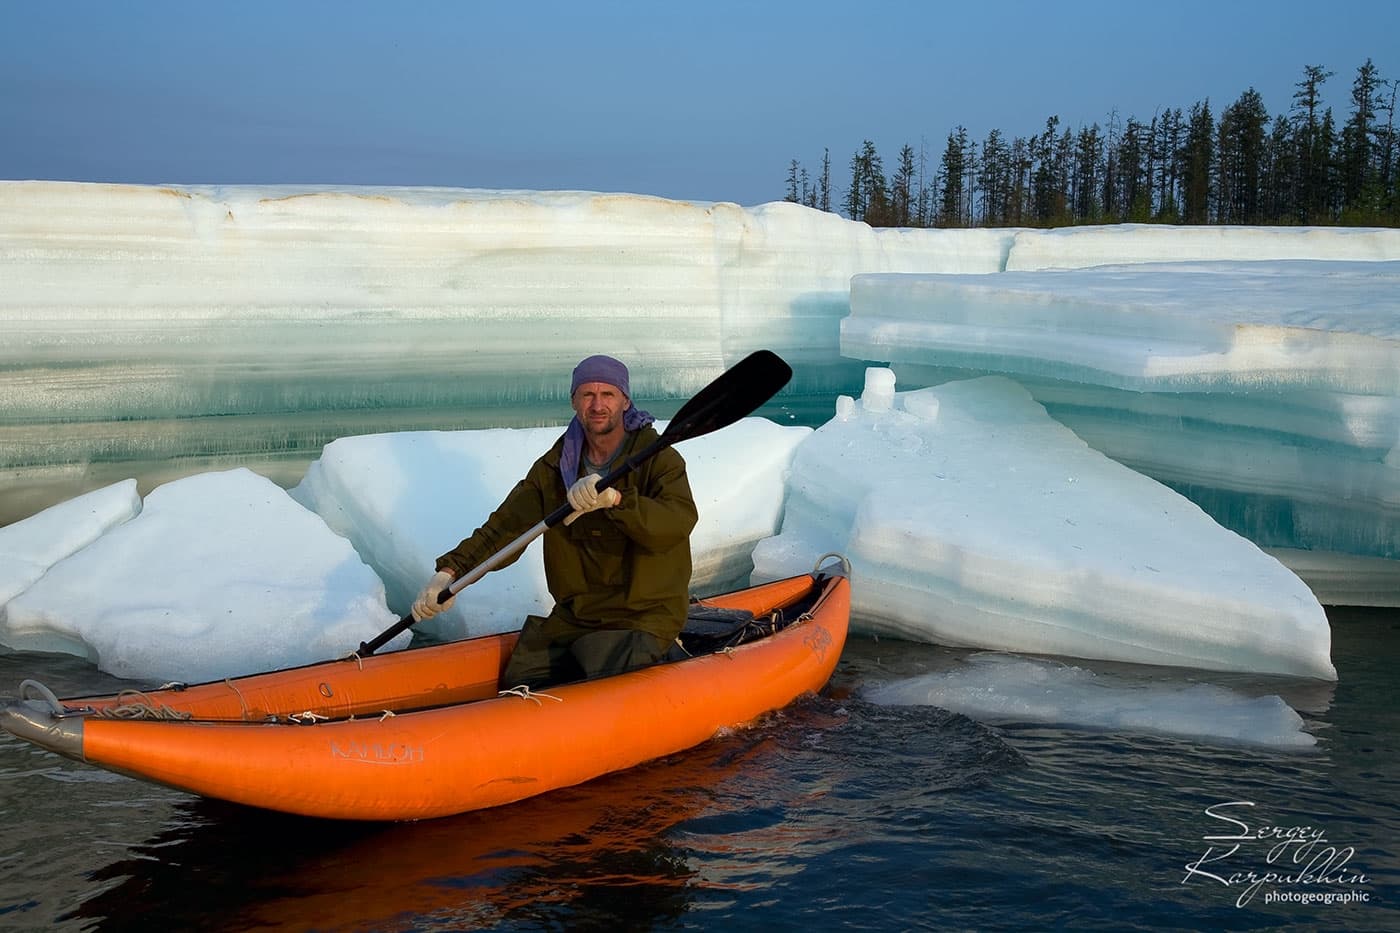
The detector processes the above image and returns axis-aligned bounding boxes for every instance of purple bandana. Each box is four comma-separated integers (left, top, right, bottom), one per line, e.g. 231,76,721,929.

571,354,631,397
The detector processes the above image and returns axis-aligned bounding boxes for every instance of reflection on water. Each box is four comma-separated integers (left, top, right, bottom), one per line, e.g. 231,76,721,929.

2,615,1398,931
72,764,707,931
52,695,1017,932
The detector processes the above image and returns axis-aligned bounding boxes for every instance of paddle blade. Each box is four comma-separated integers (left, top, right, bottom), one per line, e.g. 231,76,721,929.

660,349,792,445
554,349,792,524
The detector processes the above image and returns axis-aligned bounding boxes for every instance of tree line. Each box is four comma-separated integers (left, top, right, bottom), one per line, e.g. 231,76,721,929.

785,60,1398,228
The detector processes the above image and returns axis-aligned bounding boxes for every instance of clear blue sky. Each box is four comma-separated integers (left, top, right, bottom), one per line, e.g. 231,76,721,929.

3,0,1397,207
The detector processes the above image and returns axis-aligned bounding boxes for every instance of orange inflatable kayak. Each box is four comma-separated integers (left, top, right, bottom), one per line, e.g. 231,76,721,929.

2,564,850,821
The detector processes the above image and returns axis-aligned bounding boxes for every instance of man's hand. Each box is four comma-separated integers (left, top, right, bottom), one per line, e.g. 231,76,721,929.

567,473,622,515
412,569,457,620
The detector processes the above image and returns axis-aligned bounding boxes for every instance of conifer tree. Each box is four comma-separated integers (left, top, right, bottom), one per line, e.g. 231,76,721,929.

861,140,892,225
893,144,917,226
1029,116,1063,224
1218,88,1268,223
819,148,832,213
1380,79,1400,222
1261,115,1296,223
1292,65,1335,222
1182,100,1214,224
1010,135,1032,224
1102,109,1121,220
939,129,967,227
965,137,981,226
844,150,866,220
915,137,933,226
845,140,890,223
1317,109,1342,219
1072,124,1103,223
1115,117,1152,222
978,128,1010,225
1342,59,1383,220
1053,125,1073,224
1153,108,1184,220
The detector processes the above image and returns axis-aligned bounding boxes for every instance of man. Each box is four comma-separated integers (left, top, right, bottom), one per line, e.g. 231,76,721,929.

413,354,698,689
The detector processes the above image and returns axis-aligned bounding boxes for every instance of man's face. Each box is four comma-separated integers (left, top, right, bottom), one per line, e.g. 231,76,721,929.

571,381,631,438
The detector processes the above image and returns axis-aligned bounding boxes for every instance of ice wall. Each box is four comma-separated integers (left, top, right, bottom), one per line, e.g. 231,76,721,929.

1005,223,1400,270
842,262,1400,586
0,181,1010,418
5,180,1399,603
0,180,1011,524
844,261,1400,394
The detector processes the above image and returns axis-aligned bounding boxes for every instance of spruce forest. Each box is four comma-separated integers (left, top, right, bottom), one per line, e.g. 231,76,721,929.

785,60,1398,228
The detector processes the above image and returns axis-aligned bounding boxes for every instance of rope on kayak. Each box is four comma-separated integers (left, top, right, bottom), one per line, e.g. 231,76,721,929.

95,690,193,721
497,685,564,705
222,677,253,720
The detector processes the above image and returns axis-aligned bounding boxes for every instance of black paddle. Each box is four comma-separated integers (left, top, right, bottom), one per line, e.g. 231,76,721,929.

357,349,793,656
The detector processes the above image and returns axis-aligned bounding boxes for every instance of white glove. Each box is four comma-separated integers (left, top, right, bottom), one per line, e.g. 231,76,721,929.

566,474,622,522
412,570,457,620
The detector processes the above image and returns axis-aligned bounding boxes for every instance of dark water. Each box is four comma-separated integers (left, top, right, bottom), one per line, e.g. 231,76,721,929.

1,607,1395,932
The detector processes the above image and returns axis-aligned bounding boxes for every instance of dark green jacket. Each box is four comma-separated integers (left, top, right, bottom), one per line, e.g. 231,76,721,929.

436,426,698,642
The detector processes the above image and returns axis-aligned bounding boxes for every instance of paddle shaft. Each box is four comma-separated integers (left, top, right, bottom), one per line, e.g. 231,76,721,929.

359,429,710,655
357,350,791,656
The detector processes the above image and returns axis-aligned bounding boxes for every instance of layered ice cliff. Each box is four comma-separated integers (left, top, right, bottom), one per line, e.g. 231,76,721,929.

841,260,1400,602
1,181,1397,686
0,180,1011,524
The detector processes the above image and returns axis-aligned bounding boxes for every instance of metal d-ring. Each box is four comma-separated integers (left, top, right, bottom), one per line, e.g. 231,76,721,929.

18,679,65,715
812,552,851,578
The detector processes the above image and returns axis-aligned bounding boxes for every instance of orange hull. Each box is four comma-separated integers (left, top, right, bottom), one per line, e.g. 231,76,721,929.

3,571,849,821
